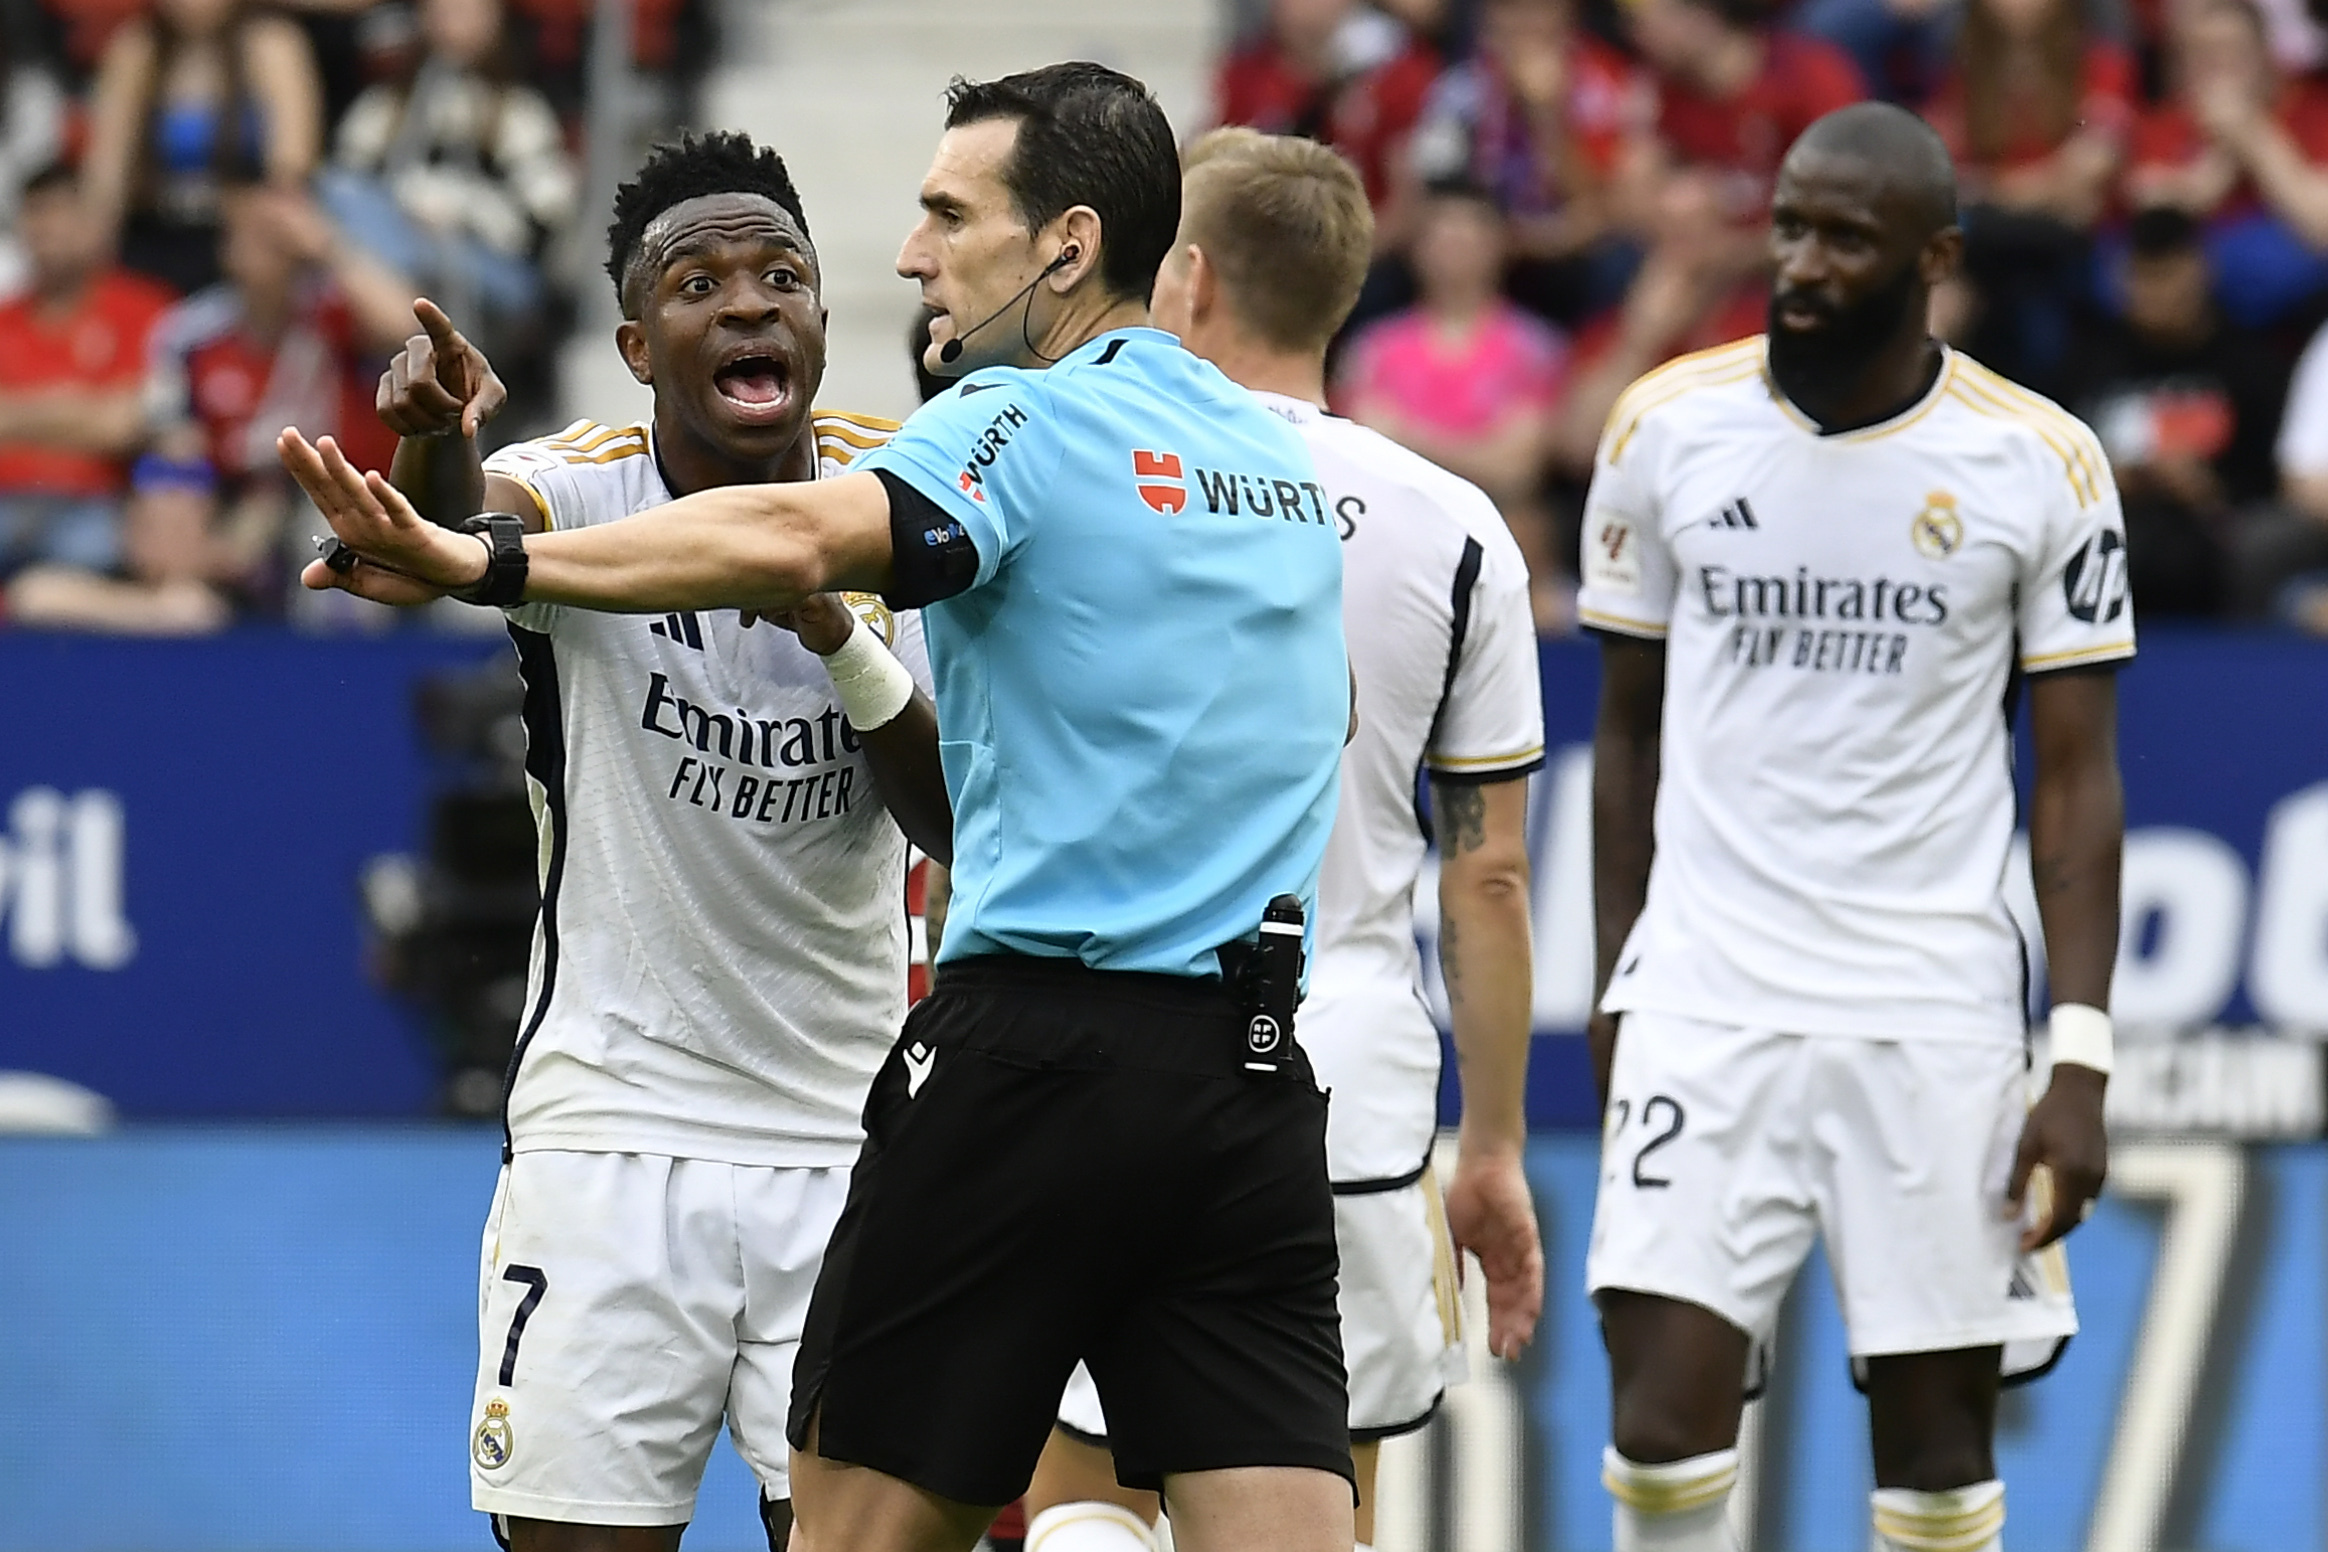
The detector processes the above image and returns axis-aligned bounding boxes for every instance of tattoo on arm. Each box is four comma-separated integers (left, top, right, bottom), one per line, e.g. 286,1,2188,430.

1438,782,1489,856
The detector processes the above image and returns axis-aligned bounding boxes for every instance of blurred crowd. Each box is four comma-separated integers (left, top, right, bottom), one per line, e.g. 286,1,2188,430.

0,0,709,633
1247,0,2328,631
8,0,2328,637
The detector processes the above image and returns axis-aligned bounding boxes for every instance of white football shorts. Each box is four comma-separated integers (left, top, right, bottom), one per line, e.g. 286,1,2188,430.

1585,1012,2076,1374
468,1151,850,1524
1057,1166,1468,1443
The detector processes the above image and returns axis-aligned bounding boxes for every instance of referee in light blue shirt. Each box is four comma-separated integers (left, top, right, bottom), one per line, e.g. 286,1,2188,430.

867,327,1346,979
284,60,1359,1552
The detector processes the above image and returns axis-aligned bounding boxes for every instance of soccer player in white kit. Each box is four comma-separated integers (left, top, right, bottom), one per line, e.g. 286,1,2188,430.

1018,128,1550,1552
364,134,942,1552
1576,106,2127,1552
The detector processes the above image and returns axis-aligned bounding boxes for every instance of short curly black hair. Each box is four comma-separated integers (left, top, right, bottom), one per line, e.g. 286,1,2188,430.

604,131,812,312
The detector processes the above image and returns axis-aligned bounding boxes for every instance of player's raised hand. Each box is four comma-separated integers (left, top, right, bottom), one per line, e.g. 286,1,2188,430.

280,427,486,603
1443,1150,1546,1360
2007,1064,2108,1251
378,298,507,439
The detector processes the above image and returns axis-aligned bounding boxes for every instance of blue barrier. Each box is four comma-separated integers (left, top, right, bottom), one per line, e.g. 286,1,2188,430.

0,630,502,1117
1,628,2324,1122
0,1130,2317,1551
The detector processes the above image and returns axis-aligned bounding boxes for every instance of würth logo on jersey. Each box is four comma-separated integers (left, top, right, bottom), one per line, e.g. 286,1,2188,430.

1704,497,1758,531
1133,450,1186,514
954,401,1028,504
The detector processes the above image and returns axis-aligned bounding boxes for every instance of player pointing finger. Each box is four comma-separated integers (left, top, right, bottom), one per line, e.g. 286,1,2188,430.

376,297,508,439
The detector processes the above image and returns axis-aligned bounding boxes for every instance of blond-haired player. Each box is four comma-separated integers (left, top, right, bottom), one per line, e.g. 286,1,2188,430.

1018,127,1550,1552
1578,104,2126,1552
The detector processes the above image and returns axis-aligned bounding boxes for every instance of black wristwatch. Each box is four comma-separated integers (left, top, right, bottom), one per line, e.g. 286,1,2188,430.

455,511,530,606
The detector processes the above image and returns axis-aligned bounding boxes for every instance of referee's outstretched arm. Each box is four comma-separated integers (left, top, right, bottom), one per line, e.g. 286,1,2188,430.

280,423,901,615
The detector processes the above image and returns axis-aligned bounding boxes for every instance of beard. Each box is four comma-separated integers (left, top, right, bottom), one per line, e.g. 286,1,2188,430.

1764,259,1924,395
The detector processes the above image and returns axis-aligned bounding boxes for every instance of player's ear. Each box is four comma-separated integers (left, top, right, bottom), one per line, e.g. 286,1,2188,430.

1921,226,1965,290
1050,206,1103,291
616,319,653,386
1186,245,1219,324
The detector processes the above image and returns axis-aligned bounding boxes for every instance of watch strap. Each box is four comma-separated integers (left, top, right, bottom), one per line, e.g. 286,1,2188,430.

455,512,530,607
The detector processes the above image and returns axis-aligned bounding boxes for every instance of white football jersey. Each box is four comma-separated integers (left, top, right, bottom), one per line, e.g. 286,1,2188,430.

1257,393,1545,1184
1576,339,2136,1044
482,412,931,1166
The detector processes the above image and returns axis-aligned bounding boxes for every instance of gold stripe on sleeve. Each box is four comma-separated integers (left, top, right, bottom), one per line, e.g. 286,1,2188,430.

1428,744,1547,771
2021,641,2136,671
1578,606,1672,639
505,476,553,530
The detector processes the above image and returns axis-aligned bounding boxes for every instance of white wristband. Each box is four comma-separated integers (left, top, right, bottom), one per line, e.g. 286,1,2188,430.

2048,1003,2114,1076
819,613,915,732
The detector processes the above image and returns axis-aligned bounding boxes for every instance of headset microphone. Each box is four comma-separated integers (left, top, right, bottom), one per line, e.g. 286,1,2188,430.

937,246,1080,365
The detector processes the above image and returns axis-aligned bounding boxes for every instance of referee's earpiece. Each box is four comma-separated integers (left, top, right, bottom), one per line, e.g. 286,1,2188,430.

937,245,1086,365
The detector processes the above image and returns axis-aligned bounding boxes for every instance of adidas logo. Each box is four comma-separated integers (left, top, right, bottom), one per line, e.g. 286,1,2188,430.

2006,1265,2036,1300
649,613,704,649
1707,497,1759,531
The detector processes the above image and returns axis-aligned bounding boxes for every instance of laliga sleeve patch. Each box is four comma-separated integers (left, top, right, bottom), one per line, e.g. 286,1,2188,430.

876,468,981,608
1585,514,1644,597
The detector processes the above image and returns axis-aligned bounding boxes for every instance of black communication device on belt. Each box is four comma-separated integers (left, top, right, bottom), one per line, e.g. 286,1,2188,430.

1235,893,1305,1075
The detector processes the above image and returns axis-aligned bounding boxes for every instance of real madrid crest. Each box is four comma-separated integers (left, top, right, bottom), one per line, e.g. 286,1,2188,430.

841,591,898,647
474,1398,514,1470
1911,490,1964,560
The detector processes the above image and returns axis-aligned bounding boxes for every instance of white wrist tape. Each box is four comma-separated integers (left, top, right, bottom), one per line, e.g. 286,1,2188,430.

2048,1003,2114,1076
820,613,915,731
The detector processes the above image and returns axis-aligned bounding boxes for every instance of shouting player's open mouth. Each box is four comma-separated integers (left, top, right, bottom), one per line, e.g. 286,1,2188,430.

712,347,795,427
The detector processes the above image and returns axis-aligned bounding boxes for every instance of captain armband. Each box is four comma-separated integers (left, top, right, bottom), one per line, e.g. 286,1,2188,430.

820,614,916,731
2048,1003,2113,1077
874,468,980,608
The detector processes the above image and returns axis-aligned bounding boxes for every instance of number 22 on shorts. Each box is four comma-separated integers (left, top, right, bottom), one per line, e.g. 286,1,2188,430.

1606,1095,1687,1189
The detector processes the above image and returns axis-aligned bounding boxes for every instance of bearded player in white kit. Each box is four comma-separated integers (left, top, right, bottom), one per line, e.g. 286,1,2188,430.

1017,128,1550,1552
1577,104,2128,1552
355,134,943,1552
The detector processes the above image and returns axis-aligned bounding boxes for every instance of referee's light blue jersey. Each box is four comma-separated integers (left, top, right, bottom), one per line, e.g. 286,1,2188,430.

861,327,1348,979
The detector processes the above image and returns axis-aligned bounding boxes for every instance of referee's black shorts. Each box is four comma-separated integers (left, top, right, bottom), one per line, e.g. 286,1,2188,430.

786,953,1351,1506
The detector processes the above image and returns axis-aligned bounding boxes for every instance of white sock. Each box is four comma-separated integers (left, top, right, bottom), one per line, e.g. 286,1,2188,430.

1604,1446,1740,1552
1026,1501,1158,1552
1871,1481,2005,1552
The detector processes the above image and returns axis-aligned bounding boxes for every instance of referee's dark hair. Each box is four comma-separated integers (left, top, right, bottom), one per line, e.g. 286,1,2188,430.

605,131,812,315
944,63,1181,304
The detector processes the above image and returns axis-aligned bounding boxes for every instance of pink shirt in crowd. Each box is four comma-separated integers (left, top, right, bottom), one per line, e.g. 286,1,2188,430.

1337,300,1570,438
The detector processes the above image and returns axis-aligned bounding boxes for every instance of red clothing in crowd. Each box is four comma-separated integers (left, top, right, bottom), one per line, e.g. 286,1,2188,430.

145,278,396,491
1926,42,2136,176
2129,75,2328,218
1654,31,1866,219
1214,28,1440,206
0,270,174,498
